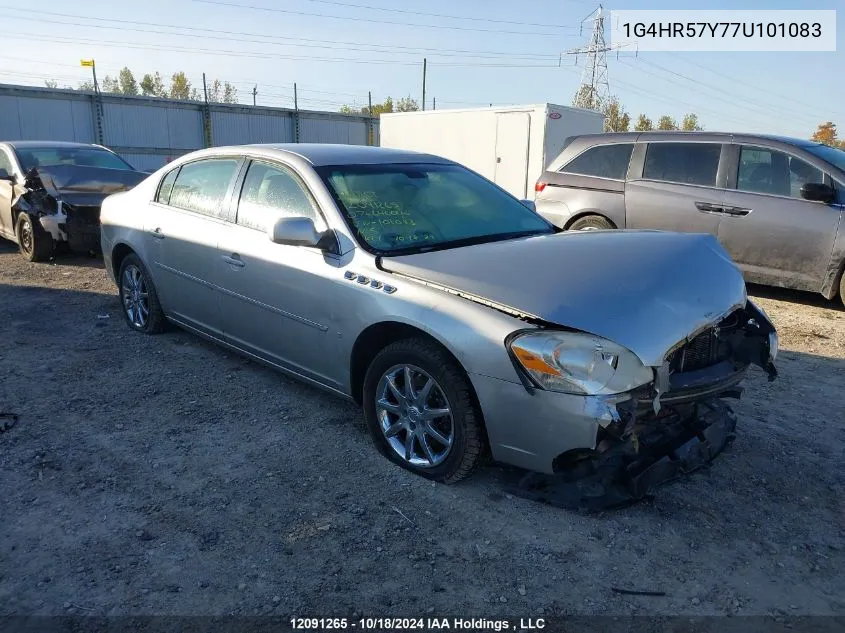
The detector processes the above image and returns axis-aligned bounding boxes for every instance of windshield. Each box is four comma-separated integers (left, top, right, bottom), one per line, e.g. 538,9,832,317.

15,146,134,172
316,162,553,254
805,143,845,173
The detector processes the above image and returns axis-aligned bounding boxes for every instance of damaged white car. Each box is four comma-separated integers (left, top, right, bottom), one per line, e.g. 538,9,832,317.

0,141,145,261
100,144,779,509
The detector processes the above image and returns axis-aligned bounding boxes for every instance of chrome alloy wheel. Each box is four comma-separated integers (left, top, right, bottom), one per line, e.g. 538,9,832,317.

121,264,150,328
375,364,454,468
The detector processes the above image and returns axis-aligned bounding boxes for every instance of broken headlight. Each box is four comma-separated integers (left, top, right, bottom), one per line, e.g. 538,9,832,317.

509,331,654,396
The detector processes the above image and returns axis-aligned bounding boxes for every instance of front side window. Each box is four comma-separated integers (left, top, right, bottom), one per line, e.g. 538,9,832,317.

168,158,239,218
14,146,134,172
737,146,825,198
561,143,634,180
643,142,722,187
236,161,318,232
316,162,553,254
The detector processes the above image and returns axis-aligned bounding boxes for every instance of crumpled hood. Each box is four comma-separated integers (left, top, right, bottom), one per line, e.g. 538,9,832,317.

29,164,146,206
380,230,748,367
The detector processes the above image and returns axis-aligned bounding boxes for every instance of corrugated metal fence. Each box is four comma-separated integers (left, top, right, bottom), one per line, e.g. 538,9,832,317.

0,83,379,171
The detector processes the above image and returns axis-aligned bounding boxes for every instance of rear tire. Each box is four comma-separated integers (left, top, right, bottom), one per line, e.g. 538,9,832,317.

362,337,486,483
839,269,845,308
118,253,167,334
16,213,53,262
568,215,614,231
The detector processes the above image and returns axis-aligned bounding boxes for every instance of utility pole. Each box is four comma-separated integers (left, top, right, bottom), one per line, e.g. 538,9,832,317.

422,58,427,111
201,72,213,148
433,97,436,110
367,91,374,146
564,5,622,111
81,59,104,145
293,83,300,143
252,85,257,106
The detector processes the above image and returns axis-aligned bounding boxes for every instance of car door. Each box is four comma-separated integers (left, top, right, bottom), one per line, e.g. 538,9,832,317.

144,157,241,336
0,147,20,240
718,144,841,292
217,158,342,389
625,141,726,235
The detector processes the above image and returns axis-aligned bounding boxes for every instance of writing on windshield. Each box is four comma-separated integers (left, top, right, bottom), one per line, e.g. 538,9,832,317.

317,163,551,253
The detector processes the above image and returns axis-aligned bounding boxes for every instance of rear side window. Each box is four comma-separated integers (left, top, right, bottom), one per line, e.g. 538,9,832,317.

236,161,318,232
643,143,722,187
168,158,239,219
156,168,179,204
561,143,634,180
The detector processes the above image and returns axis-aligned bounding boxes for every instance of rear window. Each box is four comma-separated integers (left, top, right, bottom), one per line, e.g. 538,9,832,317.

560,143,634,180
643,143,722,187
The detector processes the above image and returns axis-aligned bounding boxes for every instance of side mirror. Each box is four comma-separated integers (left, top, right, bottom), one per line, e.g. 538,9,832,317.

800,182,835,203
520,199,537,212
268,216,337,253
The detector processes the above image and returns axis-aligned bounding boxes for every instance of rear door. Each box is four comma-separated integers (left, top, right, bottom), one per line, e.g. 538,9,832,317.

494,112,531,198
144,157,241,336
625,141,726,235
718,144,841,291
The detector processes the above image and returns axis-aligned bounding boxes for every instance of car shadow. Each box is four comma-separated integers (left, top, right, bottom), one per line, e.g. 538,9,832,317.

0,239,105,270
747,282,844,312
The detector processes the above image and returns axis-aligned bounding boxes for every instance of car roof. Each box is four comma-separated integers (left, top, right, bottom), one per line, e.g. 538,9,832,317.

242,143,453,166
567,131,823,148
4,140,109,150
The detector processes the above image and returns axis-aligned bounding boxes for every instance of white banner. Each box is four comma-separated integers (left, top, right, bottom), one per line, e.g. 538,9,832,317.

609,10,836,52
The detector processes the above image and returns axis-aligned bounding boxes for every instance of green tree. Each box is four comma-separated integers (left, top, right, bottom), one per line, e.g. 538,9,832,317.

681,113,702,131
101,75,120,93
169,72,193,100
44,79,58,89
602,96,630,132
140,72,167,97
396,95,420,112
572,85,601,111
634,114,653,131
118,67,138,96
657,115,678,131
207,79,238,104
78,80,95,92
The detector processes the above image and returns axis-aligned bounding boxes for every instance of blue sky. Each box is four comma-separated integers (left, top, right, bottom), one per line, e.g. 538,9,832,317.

0,0,841,138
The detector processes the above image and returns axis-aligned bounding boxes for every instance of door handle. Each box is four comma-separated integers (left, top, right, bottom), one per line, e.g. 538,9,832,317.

723,206,752,217
149,227,165,239
694,201,727,215
222,253,245,268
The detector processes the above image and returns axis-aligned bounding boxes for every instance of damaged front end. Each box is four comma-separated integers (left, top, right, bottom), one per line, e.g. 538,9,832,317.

12,164,145,255
512,301,778,511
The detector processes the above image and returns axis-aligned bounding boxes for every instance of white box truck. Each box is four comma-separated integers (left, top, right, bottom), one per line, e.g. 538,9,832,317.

379,103,605,200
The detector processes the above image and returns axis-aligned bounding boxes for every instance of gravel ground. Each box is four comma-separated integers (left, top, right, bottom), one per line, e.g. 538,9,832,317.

1,240,843,618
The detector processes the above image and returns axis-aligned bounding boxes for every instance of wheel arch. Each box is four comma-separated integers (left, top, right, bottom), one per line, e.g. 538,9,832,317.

349,321,483,412
563,210,618,230
111,242,137,280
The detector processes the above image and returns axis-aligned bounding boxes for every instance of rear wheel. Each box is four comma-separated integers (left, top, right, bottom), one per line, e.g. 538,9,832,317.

118,253,167,334
362,338,486,483
839,269,845,308
16,213,53,262
568,215,614,231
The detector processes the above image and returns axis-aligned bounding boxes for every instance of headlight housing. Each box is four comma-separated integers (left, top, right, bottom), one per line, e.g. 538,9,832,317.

509,331,654,396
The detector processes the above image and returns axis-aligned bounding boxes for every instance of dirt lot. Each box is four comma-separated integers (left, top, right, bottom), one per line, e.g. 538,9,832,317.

1,241,843,618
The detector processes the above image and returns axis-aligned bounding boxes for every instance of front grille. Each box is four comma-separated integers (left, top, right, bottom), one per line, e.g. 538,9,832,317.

669,311,742,373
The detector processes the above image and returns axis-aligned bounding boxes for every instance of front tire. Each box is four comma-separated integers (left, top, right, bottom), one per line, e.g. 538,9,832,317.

118,253,167,334
362,338,486,483
16,213,53,262
568,214,614,231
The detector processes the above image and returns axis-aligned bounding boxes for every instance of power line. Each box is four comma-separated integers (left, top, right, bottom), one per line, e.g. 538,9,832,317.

299,0,580,29
193,0,574,37
0,7,562,61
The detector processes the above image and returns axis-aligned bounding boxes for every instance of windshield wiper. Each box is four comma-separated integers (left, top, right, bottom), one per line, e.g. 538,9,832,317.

381,229,549,256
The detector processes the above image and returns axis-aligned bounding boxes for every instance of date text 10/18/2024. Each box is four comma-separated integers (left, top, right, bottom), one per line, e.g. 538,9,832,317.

290,617,546,631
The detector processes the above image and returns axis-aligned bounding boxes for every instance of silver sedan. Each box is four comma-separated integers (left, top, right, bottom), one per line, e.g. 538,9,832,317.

100,144,778,500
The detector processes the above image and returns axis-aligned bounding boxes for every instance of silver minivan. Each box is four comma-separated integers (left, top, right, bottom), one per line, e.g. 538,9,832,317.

534,132,845,306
